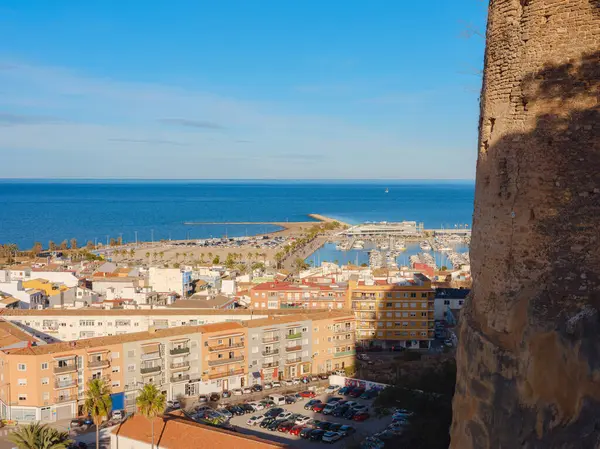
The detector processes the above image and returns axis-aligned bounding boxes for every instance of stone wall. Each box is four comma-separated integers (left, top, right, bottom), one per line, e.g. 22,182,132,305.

450,1,600,448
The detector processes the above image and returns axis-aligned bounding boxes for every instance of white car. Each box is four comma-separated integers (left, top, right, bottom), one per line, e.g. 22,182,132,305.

242,387,252,394
352,405,369,413
247,415,265,426
345,401,359,408
263,382,272,390
325,385,338,394
232,388,243,396
322,431,343,444
292,378,301,385
248,401,265,411
295,415,311,425
166,400,181,409
277,411,294,420
282,379,293,386
272,381,281,388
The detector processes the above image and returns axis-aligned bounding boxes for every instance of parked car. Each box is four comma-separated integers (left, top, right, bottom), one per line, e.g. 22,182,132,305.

374,430,396,441
263,382,273,390
251,384,263,392
268,419,286,431
197,395,208,403
322,404,337,415
349,388,365,398
239,403,254,414
248,401,265,411
222,390,231,398
217,408,233,419
232,388,243,396
290,425,305,436
327,396,344,405
305,399,322,410
277,411,294,420
277,421,295,433
343,408,357,420
325,385,339,394
444,339,453,347
295,415,312,426
317,421,334,431
69,419,86,429
299,390,316,398
310,375,319,382
260,417,275,429
209,392,220,401
357,353,370,361
352,405,369,414
322,431,343,444
300,427,315,439
312,402,326,413
272,381,281,388
332,405,350,417
282,379,293,386
242,387,252,394
338,425,356,436
319,373,329,380
292,378,301,385
338,386,352,395
352,412,370,422
228,406,245,416
285,395,297,404
309,429,327,441
265,407,285,418
261,400,276,408
247,415,264,426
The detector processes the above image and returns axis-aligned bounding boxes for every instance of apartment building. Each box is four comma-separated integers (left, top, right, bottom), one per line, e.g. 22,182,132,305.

249,281,347,310
200,323,247,393
312,315,355,374
0,308,308,341
348,273,435,349
148,268,193,297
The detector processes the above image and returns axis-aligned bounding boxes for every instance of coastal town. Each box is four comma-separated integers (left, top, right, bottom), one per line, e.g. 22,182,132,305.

0,217,470,448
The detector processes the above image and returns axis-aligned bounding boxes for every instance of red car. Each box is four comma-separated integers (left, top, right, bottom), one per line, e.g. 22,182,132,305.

299,390,316,398
277,421,295,433
312,402,326,412
290,425,305,436
352,412,370,422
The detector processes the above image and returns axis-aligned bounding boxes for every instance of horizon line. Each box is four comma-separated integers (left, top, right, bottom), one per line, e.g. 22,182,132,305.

0,177,475,182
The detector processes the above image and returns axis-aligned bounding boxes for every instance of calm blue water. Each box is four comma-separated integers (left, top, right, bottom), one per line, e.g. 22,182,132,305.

0,180,474,249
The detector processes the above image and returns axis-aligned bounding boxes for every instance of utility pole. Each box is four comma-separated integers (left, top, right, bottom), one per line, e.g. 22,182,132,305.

151,229,154,244
134,231,138,245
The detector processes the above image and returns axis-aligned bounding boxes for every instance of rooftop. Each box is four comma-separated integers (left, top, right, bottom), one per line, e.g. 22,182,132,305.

169,296,237,309
243,310,353,329
0,320,38,349
113,413,287,449
251,281,346,292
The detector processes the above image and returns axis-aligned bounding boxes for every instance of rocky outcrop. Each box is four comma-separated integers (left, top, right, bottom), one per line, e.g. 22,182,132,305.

450,1,600,448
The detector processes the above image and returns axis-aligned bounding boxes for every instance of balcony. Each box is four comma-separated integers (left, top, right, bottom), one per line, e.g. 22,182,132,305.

88,359,110,369
262,349,279,356
334,339,354,346
207,342,245,352
285,332,302,340
53,364,77,375
55,395,74,403
262,336,280,344
141,351,162,361
262,361,278,369
169,347,190,356
207,368,244,380
285,357,302,365
334,327,354,334
54,379,77,390
207,355,244,367
334,350,356,358
171,374,190,383
285,345,302,352
140,365,162,375
170,361,190,371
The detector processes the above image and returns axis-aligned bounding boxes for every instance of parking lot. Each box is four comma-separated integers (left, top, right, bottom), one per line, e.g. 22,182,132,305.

225,390,392,448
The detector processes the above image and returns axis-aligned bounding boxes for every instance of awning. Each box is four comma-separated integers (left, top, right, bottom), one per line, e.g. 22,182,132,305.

53,355,76,360
252,372,261,379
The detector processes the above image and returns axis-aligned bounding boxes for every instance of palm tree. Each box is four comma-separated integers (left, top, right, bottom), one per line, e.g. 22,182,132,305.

136,383,166,449
145,252,150,261
84,378,112,449
8,422,72,449
174,252,180,262
159,251,164,260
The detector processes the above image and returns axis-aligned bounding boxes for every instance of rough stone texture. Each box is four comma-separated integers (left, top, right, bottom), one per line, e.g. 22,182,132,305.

450,1,600,448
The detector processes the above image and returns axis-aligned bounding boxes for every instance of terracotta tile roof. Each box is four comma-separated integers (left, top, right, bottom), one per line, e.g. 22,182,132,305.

0,308,307,317
0,320,37,348
243,310,354,329
112,413,287,448
4,322,242,356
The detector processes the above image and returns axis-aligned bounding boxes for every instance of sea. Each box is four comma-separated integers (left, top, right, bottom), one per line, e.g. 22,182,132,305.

0,180,475,251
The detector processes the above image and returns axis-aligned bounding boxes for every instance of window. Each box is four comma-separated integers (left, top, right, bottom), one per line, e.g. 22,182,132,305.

251,347,258,354
313,327,319,332
41,362,48,370
17,363,26,371
127,350,135,358
315,338,319,344
410,293,416,298
459,300,464,306
18,378,27,386
402,303,409,308
302,327,307,332
402,322,408,327
112,366,120,373
395,302,401,308
410,302,417,308
410,312,416,317
112,381,120,388
421,302,427,308
421,332,428,336
386,302,392,307
421,293,427,298
41,377,49,385
18,394,27,401
111,352,120,359
43,392,50,401
421,312,427,317
127,364,135,372
402,312,408,317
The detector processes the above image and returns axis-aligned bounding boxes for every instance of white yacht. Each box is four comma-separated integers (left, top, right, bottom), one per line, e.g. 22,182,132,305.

420,241,432,251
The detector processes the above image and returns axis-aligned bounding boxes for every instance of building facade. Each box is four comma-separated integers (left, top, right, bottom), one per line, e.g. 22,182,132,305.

348,274,435,349
249,281,347,310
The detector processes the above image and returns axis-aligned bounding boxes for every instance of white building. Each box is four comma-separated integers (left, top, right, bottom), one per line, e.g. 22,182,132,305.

148,268,192,297
0,269,79,288
434,288,469,320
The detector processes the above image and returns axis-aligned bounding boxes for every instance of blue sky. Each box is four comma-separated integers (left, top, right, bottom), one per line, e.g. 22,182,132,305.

0,1,486,179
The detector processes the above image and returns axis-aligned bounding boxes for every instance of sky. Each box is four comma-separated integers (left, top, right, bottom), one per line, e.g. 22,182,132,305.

0,1,486,179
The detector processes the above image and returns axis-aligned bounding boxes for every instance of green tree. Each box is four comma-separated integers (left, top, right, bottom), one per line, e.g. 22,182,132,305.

129,248,135,257
136,383,166,449
84,378,112,449
212,255,220,265
174,252,180,261
159,251,164,260
145,252,151,261
292,257,309,273
274,252,284,268
8,422,73,449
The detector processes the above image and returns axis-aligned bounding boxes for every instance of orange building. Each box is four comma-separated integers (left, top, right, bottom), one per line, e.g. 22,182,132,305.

200,322,247,391
348,273,435,349
249,281,347,310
